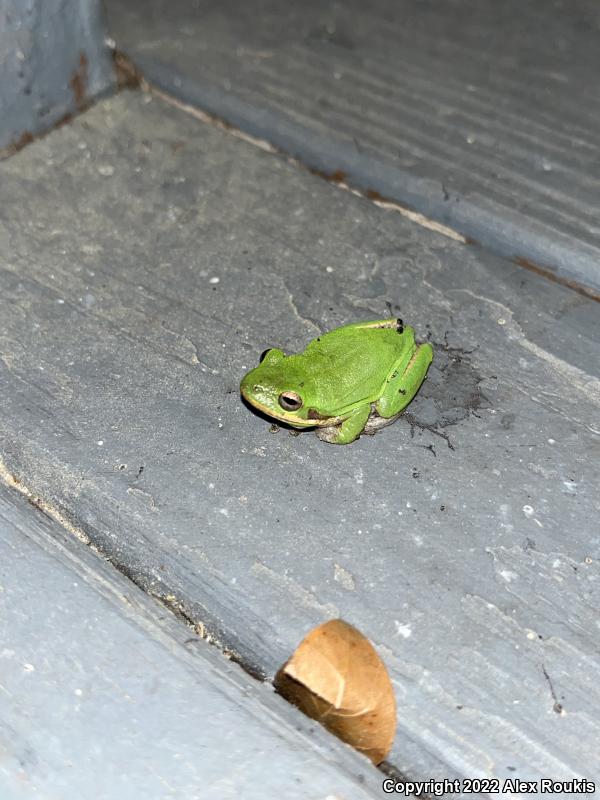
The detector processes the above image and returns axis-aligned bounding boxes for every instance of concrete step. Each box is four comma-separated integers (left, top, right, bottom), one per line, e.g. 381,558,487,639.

0,89,598,789
104,0,600,291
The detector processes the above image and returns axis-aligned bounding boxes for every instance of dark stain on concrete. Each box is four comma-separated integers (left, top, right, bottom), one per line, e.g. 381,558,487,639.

403,340,489,449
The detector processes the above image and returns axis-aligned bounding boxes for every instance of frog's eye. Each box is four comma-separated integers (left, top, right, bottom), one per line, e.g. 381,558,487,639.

259,349,273,363
278,391,303,411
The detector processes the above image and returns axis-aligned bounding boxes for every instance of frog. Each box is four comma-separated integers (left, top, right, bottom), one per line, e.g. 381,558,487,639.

240,318,433,444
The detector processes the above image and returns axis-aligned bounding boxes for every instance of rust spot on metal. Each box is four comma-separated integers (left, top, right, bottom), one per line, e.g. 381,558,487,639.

54,112,74,130
329,169,347,183
365,188,387,202
69,52,88,111
9,131,33,153
113,50,142,90
0,112,78,161
309,167,347,184
15,131,34,148
515,256,600,303
459,238,597,302
0,58,94,161
0,130,33,159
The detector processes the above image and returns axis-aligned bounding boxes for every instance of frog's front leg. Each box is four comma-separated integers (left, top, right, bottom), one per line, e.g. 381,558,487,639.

376,342,433,418
316,404,371,445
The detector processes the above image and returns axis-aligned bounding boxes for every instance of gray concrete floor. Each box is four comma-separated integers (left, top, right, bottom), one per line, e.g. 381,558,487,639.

1,2,600,797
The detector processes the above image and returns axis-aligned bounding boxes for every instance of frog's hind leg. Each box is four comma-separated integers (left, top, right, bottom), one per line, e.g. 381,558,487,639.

376,342,433,418
316,404,371,445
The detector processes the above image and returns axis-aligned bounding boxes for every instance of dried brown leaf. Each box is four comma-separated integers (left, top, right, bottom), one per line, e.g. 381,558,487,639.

275,619,396,764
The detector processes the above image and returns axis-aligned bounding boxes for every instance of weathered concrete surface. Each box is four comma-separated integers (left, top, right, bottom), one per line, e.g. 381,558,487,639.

105,0,600,291
0,91,599,789
0,0,114,152
0,482,382,799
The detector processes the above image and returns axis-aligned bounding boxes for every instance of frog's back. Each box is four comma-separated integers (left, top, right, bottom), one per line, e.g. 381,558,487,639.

306,320,409,360
298,320,412,412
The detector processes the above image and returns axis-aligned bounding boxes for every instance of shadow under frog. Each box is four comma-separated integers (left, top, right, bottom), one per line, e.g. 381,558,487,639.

402,340,489,450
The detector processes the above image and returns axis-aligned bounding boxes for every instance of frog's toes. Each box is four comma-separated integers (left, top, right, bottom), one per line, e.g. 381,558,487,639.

315,425,341,443
363,411,402,434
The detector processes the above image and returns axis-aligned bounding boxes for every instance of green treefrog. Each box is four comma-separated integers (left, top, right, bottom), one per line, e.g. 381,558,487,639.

240,318,433,444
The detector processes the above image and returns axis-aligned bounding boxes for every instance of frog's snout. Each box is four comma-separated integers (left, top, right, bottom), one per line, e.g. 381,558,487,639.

240,372,273,408
239,377,255,400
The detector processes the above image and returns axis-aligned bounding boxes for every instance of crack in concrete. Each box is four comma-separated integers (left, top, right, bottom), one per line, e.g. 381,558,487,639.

449,288,600,411
513,385,600,437
277,276,322,335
